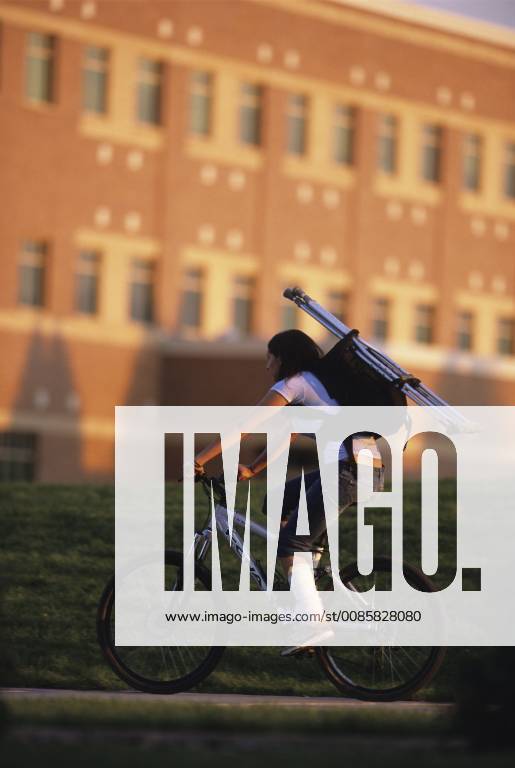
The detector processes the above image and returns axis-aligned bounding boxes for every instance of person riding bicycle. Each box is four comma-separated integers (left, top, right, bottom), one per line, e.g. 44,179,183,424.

102,326,444,696
194,329,385,653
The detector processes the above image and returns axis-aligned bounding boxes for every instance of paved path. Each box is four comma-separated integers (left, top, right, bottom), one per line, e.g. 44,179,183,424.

1,687,452,712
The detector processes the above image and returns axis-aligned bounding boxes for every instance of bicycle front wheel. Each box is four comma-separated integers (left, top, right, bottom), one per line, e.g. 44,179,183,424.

97,550,225,694
316,557,446,701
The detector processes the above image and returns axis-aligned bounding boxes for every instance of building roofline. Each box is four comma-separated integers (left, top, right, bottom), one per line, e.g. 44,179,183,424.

251,0,515,64
322,0,515,50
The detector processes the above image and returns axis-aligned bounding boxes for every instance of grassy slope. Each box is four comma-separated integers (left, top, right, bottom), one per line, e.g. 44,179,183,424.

4,695,448,733
0,482,492,698
3,741,515,768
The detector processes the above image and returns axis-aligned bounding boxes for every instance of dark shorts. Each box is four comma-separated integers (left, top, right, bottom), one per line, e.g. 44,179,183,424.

272,463,385,558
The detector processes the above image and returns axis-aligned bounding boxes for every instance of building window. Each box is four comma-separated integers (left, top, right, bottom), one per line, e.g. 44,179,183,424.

239,82,262,146
76,251,100,315
333,104,355,166
18,240,46,307
130,260,155,323
287,93,308,156
233,276,254,336
377,114,397,174
421,124,442,183
281,302,299,330
0,432,37,482
82,45,109,114
328,290,349,324
497,317,515,356
456,311,474,351
372,297,389,341
26,32,55,103
463,134,482,192
136,58,162,125
180,268,203,332
415,304,435,344
504,142,515,200
189,70,212,136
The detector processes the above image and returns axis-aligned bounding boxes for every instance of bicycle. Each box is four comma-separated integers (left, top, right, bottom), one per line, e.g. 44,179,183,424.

97,473,446,701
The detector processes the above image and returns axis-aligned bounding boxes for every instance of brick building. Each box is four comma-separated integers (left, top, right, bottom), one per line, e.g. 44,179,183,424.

0,0,514,481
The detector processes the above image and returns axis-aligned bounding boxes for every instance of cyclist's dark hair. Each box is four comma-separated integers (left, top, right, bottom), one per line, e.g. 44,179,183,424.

267,330,323,382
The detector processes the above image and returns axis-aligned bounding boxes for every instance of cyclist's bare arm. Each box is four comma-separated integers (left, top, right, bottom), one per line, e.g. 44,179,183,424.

240,390,301,477
194,389,290,471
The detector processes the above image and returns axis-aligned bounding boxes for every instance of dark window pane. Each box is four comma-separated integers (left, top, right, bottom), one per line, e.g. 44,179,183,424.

130,284,154,323
239,82,262,146
76,251,99,315
190,94,210,135
233,276,254,336
83,71,106,112
333,105,354,165
26,32,55,103
190,70,212,136
18,240,46,307
77,274,97,314
82,46,108,114
497,318,515,356
288,118,305,154
138,84,161,124
180,269,203,330
421,124,442,183
240,108,260,145
415,305,435,344
19,265,44,306
182,292,202,328
234,299,252,334
328,290,348,324
372,298,389,341
130,261,155,323
378,114,397,174
504,143,515,199
463,134,481,191
137,58,162,125
281,303,298,330
456,311,473,351
26,58,53,101
287,94,307,156
0,432,37,482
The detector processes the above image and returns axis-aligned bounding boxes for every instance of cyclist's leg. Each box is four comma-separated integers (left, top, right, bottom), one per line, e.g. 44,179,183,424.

277,464,384,573
277,471,333,579
278,464,386,654
261,469,320,524
277,472,336,652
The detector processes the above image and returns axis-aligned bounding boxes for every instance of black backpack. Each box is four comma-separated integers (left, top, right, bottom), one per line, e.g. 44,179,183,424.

315,333,410,464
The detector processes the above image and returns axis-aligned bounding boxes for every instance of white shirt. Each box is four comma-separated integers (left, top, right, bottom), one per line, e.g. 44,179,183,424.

271,371,339,407
271,371,381,463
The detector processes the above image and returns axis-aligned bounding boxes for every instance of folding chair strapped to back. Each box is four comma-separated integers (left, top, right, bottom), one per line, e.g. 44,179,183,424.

283,286,472,434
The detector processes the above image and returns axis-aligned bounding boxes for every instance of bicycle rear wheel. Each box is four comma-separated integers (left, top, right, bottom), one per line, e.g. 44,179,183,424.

97,550,225,694
315,557,446,701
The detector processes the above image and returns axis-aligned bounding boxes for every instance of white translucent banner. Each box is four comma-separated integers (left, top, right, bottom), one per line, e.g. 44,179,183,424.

115,405,515,646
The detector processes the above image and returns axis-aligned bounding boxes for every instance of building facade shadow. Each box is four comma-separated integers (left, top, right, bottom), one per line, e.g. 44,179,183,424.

3,331,82,482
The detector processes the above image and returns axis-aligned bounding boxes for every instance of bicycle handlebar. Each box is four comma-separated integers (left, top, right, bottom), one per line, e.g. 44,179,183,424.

197,472,227,507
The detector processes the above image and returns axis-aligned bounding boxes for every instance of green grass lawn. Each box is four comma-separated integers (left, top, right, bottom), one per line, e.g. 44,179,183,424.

2,694,514,768
4,737,515,768
3,695,448,733
0,482,496,698
1,697,514,768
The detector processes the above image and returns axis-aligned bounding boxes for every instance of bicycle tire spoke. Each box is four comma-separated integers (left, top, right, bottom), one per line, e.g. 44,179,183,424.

159,646,171,677
391,647,416,680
